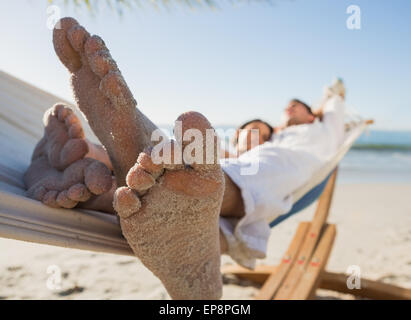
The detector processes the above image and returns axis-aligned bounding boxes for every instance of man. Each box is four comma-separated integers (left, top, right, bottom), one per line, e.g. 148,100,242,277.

24,17,346,299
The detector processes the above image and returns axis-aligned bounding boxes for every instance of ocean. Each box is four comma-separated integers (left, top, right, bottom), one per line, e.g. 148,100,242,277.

339,130,411,184
157,125,411,184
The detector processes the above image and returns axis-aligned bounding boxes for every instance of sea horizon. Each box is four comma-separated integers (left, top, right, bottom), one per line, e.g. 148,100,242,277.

156,126,411,185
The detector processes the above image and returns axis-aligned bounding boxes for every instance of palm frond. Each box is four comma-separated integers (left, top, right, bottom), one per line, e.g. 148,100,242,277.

48,0,274,13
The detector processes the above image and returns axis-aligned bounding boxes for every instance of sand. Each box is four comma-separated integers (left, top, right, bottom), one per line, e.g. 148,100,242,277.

1,183,410,300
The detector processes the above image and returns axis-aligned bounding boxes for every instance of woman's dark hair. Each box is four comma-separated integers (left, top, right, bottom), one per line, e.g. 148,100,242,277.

290,99,314,115
233,119,274,145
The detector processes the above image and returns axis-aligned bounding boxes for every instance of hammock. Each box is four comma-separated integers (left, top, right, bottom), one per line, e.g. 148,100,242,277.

0,70,369,256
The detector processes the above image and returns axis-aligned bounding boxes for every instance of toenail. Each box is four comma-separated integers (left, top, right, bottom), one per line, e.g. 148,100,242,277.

58,107,72,121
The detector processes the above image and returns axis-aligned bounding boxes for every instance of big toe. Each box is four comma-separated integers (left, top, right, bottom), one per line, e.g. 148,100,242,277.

44,104,89,170
59,139,89,168
53,17,82,72
176,111,220,170
84,160,113,195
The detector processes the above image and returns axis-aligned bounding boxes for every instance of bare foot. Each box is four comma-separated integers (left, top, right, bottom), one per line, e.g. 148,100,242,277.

32,103,89,170
77,176,117,213
53,17,158,186
25,103,115,211
113,112,225,300
24,155,113,209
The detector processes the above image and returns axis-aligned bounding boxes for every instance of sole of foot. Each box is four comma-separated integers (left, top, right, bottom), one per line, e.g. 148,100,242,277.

113,111,225,300
32,103,88,170
24,155,113,209
53,17,157,186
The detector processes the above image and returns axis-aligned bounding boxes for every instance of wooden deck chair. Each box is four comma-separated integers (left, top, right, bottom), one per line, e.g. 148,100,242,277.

222,166,411,300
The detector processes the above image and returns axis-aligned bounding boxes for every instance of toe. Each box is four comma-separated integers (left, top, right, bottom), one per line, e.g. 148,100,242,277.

113,187,141,219
27,185,47,201
84,35,108,57
67,183,92,202
42,190,60,208
43,105,60,126
56,190,78,209
67,24,90,53
89,51,118,78
56,104,73,122
84,160,113,195
151,140,184,171
59,139,89,168
126,164,156,193
99,71,136,108
68,122,84,139
176,111,219,170
137,150,164,178
53,17,82,72
64,113,82,131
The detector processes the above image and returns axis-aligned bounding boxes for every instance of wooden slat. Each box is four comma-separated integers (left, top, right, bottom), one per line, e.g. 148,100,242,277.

309,169,338,234
319,271,411,300
291,224,337,299
222,265,278,285
274,170,338,299
256,222,310,299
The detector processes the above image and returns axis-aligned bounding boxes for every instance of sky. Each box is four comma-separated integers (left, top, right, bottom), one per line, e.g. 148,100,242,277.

0,0,410,130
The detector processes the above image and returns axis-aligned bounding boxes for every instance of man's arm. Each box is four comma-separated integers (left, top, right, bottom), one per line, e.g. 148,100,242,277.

319,95,346,145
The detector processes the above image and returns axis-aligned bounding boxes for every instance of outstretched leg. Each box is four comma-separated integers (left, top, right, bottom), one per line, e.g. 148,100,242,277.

53,17,158,186
113,112,225,299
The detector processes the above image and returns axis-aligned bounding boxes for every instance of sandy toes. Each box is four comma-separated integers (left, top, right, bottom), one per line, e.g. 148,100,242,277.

114,112,225,300
53,17,158,186
32,103,88,170
24,156,113,209
24,104,113,209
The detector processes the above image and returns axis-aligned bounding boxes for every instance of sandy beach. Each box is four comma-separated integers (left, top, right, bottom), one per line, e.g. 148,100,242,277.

1,182,410,300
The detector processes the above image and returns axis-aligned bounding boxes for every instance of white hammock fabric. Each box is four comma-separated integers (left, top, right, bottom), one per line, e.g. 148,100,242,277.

289,119,368,208
0,70,369,256
0,70,133,256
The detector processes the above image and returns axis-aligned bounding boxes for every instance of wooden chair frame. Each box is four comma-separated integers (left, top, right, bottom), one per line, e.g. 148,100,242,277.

222,168,411,300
